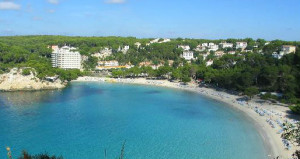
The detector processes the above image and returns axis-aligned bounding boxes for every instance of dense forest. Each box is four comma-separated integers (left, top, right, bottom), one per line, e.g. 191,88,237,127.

0,35,299,111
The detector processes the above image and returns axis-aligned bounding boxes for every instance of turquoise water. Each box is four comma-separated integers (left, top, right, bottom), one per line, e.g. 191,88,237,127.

0,82,268,159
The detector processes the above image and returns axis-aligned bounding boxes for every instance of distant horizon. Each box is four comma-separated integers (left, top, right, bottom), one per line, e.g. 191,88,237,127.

0,34,300,42
0,0,299,41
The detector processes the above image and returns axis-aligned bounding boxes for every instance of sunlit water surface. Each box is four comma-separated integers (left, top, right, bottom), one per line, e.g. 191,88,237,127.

0,82,268,159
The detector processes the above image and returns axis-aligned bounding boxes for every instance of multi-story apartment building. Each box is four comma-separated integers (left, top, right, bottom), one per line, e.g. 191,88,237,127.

51,45,81,69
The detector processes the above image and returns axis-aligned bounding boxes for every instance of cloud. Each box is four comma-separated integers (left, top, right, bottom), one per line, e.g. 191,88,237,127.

47,0,59,5
0,1,21,10
105,0,126,4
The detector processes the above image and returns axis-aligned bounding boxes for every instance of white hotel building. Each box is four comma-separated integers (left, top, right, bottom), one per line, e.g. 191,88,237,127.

51,45,81,69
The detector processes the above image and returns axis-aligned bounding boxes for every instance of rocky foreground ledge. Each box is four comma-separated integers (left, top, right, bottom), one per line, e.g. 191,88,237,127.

0,68,66,91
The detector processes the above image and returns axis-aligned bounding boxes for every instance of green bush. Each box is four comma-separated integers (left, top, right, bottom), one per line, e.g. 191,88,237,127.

19,151,63,159
244,87,259,99
289,104,300,114
22,68,31,76
182,76,191,84
260,92,278,100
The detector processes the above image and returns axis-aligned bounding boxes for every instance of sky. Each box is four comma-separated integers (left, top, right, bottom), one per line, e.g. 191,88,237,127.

0,0,299,40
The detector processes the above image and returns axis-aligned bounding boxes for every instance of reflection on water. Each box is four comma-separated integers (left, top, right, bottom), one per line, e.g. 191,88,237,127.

0,84,104,108
0,90,60,107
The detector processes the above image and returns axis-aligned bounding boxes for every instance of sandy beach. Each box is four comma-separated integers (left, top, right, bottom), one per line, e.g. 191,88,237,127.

74,76,299,159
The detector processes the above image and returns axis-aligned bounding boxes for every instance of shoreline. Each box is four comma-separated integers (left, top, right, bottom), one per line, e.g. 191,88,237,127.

0,86,66,92
74,76,299,159
0,69,66,92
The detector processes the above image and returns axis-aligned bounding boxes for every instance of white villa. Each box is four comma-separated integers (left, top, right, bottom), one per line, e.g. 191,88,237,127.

51,45,81,69
281,45,296,54
215,51,225,58
236,42,248,50
228,51,236,55
220,42,233,48
272,52,284,59
195,45,206,52
178,45,191,51
149,38,160,44
208,45,219,52
96,61,132,70
135,42,141,48
208,43,215,46
98,60,119,67
273,45,297,59
206,60,214,66
202,43,208,47
124,45,130,50
146,38,171,45
182,51,194,60
118,45,130,53
92,47,112,59
198,43,220,52
202,53,209,60
158,38,171,43
81,55,89,62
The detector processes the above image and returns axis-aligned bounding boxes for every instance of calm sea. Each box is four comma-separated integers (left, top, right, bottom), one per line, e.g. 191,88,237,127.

0,82,268,159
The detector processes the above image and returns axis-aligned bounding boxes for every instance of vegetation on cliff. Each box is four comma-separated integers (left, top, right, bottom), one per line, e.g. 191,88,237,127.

0,36,299,105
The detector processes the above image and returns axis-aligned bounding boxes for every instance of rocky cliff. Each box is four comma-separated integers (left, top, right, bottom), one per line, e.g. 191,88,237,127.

0,68,66,91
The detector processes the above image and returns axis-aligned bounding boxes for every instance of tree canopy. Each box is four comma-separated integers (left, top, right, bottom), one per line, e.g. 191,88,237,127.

0,35,299,104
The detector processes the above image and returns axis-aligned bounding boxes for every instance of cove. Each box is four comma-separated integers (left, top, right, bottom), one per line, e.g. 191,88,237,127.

0,82,268,159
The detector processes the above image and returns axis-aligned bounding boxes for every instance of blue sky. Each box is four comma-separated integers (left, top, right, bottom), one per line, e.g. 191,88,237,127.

0,0,299,40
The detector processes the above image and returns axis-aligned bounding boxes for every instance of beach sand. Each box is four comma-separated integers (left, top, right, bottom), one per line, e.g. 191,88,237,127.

74,77,300,159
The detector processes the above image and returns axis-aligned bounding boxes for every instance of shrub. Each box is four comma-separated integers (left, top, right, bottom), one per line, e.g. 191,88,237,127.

22,68,31,76
244,87,259,99
182,76,191,84
19,151,63,159
289,104,300,114
260,92,278,100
